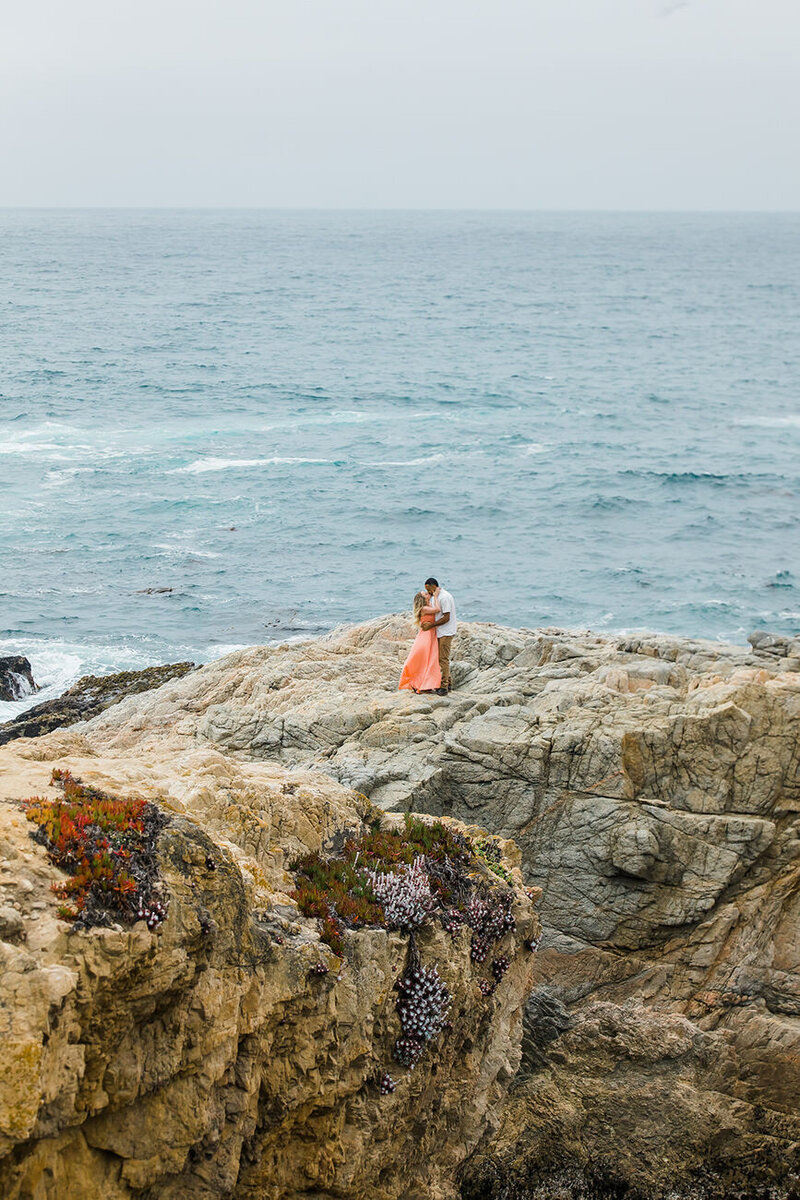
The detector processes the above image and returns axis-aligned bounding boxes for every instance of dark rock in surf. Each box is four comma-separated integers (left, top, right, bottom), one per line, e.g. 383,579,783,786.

0,656,38,702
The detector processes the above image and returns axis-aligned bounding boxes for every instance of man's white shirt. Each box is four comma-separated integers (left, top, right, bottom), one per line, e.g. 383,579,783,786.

435,588,457,638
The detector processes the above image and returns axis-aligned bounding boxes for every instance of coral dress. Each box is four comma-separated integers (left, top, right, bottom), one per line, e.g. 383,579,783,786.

398,605,442,692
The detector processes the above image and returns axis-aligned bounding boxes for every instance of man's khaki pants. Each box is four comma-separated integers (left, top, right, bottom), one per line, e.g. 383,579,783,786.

437,636,454,690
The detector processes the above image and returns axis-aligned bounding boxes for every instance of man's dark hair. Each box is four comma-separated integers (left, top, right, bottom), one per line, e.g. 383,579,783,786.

425,577,439,587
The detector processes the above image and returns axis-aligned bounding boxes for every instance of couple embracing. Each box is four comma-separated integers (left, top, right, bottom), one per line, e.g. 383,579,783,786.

398,577,457,696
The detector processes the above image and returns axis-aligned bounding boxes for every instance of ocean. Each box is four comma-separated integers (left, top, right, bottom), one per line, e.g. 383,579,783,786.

1,209,798,719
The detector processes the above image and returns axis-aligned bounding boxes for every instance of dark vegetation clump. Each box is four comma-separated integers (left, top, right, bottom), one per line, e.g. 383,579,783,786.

492,955,511,982
291,812,522,1087
474,837,514,884
21,768,169,930
292,813,516,966
291,813,475,956
467,890,516,963
393,963,452,1069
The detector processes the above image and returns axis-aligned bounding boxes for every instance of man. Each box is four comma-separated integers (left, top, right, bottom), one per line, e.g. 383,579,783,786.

422,577,457,695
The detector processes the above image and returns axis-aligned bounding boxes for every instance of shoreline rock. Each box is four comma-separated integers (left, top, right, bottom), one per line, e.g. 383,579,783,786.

0,662,196,746
0,656,38,703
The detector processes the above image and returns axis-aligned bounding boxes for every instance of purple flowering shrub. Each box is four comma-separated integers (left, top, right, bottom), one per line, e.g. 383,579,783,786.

365,856,434,930
393,963,452,1069
466,888,516,963
289,813,532,1091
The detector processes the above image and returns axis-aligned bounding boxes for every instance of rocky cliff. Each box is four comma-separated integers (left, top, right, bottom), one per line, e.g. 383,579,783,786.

2,615,799,1198
0,656,539,1200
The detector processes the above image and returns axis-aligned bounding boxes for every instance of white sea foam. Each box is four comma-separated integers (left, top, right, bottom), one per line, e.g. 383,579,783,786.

152,543,220,558
0,638,161,722
734,415,800,429
43,466,97,487
0,424,126,463
0,441,77,459
323,409,439,425
328,410,375,423
174,456,333,474
0,646,82,721
359,453,446,467
203,643,252,660
0,421,79,441
522,443,547,455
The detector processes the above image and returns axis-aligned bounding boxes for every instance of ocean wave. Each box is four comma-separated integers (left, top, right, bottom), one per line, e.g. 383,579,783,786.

0,424,126,463
259,409,442,434
0,420,79,437
0,441,80,459
586,494,641,511
0,636,192,720
734,415,800,429
43,466,98,487
765,570,795,589
327,408,439,423
618,469,785,487
358,453,446,467
173,456,335,474
152,544,221,558
204,643,252,660
0,645,87,721
658,472,729,485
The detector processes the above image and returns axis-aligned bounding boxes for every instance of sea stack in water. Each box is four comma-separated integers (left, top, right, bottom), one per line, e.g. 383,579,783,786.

0,656,37,702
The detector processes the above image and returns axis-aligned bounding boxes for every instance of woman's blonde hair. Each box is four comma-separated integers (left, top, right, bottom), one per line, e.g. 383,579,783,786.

412,591,427,626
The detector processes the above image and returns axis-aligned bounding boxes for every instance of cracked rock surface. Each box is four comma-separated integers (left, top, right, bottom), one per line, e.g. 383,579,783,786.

0,681,538,1199
2,615,800,1197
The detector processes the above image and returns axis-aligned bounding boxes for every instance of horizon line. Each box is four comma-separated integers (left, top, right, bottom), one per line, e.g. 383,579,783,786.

1,204,799,215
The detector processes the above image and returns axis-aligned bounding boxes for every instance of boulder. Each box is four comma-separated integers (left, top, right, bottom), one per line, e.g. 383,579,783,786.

748,629,800,662
460,998,800,1200
0,656,37,702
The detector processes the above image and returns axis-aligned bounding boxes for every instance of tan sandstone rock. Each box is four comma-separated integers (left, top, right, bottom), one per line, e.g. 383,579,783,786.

2,615,799,1197
0,736,539,1199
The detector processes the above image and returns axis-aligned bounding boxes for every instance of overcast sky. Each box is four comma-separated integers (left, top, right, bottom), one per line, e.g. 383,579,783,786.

1,0,797,209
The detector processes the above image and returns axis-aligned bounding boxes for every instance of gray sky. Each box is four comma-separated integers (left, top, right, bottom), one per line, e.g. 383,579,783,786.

1,0,797,208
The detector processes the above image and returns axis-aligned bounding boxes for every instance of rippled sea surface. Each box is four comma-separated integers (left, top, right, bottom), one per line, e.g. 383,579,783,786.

1,210,799,713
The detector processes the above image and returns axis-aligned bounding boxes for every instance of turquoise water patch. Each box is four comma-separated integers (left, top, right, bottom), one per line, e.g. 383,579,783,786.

1,210,798,702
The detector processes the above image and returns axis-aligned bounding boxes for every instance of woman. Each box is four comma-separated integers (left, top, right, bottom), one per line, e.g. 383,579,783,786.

398,588,442,692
